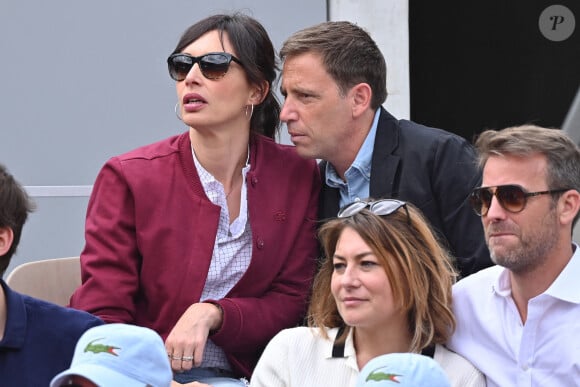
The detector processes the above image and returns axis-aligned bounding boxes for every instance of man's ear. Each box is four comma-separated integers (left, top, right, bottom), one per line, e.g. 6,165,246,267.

0,227,14,257
349,83,372,118
559,189,580,227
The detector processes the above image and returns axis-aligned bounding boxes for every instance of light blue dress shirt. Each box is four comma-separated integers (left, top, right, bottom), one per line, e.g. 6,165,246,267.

325,109,381,209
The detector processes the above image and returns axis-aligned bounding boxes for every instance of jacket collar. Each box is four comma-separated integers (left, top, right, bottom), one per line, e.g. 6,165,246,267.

319,108,402,220
369,107,402,199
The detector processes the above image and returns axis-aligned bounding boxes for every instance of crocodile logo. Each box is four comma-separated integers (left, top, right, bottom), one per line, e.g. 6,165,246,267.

366,369,401,383
84,338,120,356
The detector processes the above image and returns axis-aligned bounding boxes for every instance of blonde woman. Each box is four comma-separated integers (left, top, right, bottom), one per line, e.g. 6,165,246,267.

251,199,485,387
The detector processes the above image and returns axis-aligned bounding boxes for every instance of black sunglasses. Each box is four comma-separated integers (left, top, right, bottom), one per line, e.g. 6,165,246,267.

167,52,243,81
337,199,409,221
469,184,570,216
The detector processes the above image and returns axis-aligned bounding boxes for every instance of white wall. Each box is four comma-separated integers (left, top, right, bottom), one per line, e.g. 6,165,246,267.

329,0,410,119
1,0,326,277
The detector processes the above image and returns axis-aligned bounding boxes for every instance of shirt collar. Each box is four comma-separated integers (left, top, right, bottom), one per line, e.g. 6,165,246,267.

544,243,580,303
324,326,358,371
491,264,511,297
192,148,215,191
325,109,381,186
192,146,250,199
492,243,580,304
191,147,250,237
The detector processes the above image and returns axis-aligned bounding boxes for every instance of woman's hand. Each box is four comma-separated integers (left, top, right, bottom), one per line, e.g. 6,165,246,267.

165,302,223,372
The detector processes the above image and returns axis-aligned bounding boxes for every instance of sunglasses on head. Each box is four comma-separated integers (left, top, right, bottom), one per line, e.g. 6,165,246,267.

469,184,570,216
337,199,409,221
167,52,243,81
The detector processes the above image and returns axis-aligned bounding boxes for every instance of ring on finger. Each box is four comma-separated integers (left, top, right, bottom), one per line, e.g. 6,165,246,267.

171,355,182,360
181,356,194,361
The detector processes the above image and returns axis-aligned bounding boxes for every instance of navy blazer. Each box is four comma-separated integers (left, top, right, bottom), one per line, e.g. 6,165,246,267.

319,108,492,278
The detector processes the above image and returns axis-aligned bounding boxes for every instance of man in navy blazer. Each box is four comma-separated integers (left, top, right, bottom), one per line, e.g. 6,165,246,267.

280,21,492,277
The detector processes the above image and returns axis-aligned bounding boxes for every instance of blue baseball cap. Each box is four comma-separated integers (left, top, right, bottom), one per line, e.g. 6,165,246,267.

356,353,451,387
50,323,172,387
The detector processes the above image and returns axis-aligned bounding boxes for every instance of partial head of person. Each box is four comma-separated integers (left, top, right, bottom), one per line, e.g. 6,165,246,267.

468,125,580,272
0,163,34,277
356,353,451,387
309,199,457,353
168,13,280,139
50,323,172,387
279,21,386,166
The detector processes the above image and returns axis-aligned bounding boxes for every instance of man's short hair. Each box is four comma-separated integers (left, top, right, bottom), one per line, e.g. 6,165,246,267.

0,164,34,276
475,125,580,226
280,21,387,110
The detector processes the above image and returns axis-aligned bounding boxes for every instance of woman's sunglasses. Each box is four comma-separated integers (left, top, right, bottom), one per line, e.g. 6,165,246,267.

167,52,243,81
337,199,409,221
469,184,570,216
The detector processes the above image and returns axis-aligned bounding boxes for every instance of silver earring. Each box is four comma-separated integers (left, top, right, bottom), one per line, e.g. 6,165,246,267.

174,102,183,121
245,104,254,120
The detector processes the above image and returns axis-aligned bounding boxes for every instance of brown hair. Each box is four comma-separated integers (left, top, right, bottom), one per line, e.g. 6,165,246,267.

308,202,456,353
475,124,580,226
280,21,387,110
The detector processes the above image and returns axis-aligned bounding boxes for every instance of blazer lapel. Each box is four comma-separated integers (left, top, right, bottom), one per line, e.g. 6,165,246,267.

369,108,401,199
319,108,403,218
318,160,341,220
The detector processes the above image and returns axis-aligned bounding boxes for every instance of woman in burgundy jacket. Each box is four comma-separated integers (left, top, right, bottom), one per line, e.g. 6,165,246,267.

70,13,320,385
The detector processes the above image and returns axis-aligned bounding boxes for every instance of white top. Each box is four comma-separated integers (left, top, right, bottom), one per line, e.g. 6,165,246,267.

250,326,485,387
193,149,252,370
447,244,580,387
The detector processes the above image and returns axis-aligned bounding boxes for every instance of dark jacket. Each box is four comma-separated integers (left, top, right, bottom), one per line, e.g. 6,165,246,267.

0,280,103,386
319,108,491,277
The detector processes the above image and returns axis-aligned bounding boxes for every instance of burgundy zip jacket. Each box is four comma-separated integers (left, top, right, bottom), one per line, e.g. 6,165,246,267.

70,132,320,378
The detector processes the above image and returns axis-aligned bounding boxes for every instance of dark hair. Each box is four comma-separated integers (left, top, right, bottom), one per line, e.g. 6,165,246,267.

280,21,387,110
0,164,35,276
171,13,280,139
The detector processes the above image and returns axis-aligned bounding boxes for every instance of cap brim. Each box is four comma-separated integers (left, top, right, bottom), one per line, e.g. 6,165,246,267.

50,363,147,387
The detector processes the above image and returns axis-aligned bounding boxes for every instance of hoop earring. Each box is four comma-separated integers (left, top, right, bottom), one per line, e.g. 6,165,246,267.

245,104,254,120
174,102,183,122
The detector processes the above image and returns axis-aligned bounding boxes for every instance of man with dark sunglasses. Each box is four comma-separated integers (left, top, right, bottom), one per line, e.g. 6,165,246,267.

447,125,580,386
279,21,492,278
0,164,103,386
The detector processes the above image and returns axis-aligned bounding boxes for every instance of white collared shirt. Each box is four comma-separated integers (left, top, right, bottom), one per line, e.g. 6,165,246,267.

448,244,580,387
192,148,253,370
